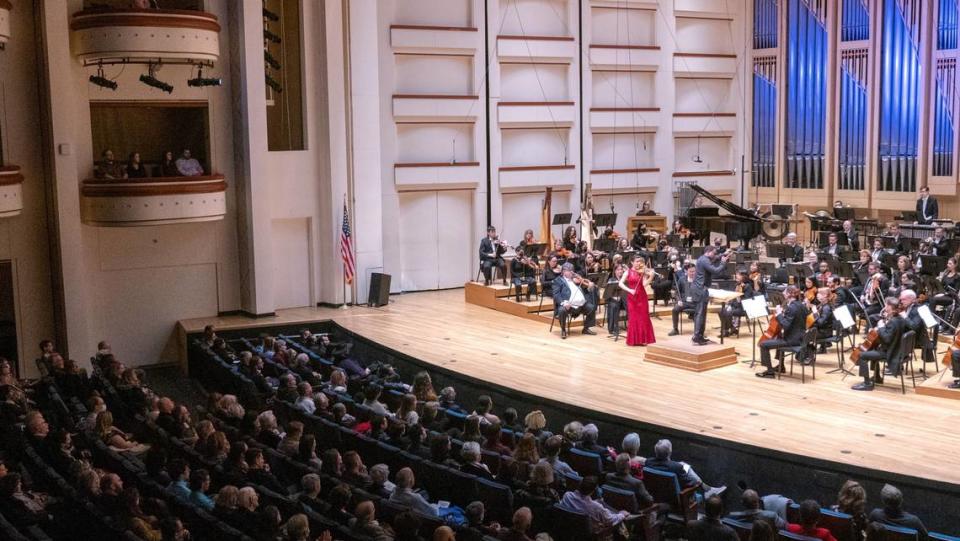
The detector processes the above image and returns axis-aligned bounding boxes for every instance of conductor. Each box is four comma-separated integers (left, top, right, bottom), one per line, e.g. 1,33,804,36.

691,245,731,346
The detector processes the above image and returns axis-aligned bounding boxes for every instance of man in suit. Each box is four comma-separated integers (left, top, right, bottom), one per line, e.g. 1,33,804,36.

782,233,804,263
887,223,906,255
686,496,738,541
757,286,808,378
604,453,654,507
868,484,928,540
479,226,507,286
691,245,731,345
915,185,938,225
853,298,906,391
899,289,931,372
645,439,726,499
824,232,841,257
930,226,948,256
552,262,598,339
725,489,786,530
668,264,697,336
841,220,860,252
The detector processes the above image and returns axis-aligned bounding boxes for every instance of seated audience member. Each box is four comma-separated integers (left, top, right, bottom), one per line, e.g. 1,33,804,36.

323,368,348,394
160,517,191,541
175,148,204,176
80,396,107,432
434,526,456,541
749,518,776,541
538,435,576,478
255,410,283,447
326,484,354,524
519,462,560,504
524,410,552,443
95,149,126,179
0,473,51,527
154,397,179,436
255,505,284,541
199,430,230,464
576,424,607,455
236,486,261,533
462,501,500,541
342,450,372,487
645,439,725,498
390,467,438,516
501,407,523,435
788,500,837,541
282,513,317,541
513,433,540,467
461,441,494,479
392,510,423,541
297,474,328,513
362,383,389,416
833,480,868,533
560,476,635,535
223,442,249,485
166,459,191,501
686,496,738,541
561,421,584,452
349,500,392,541
295,382,317,414
246,448,286,493
212,485,240,523
429,434,460,469
604,453,653,507
473,395,500,426
159,150,179,176
396,393,419,426
189,468,215,511
412,370,438,402
278,420,304,456
120,486,161,541
868,484,928,540
483,421,512,456
726,489,785,530
127,151,148,178
438,386,463,413
97,410,150,454
321,448,344,478
498,507,535,541
297,434,322,469
368,463,396,500
461,415,484,443
99,472,125,517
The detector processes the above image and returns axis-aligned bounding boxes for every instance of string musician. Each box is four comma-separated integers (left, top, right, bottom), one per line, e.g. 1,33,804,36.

947,337,960,389
811,287,836,353
757,285,809,378
852,298,905,391
606,264,628,337
552,262,599,339
510,250,539,303
859,263,889,325
718,271,754,338
667,263,697,337
479,226,508,286
930,257,960,320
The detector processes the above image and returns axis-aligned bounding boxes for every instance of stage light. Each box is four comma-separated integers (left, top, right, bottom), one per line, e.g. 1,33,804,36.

264,29,282,44
187,66,222,87
89,66,118,90
264,51,281,70
265,74,283,93
140,74,174,93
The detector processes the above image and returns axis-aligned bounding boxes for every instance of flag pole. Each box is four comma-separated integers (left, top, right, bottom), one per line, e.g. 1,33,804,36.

341,194,350,310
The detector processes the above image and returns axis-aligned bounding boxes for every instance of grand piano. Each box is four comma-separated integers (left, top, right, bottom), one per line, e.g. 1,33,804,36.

680,184,764,249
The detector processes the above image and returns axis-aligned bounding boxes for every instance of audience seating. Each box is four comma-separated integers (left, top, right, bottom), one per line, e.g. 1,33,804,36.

642,467,698,524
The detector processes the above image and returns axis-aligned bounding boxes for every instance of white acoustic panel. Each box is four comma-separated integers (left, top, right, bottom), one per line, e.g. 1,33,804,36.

592,133,655,169
393,0,472,27
590,7,656,47
397,124,475,164
271,218,312,309
674,137,732,172
501,129,571,167
592,71,656,108
675,78,735,113
501,63,570,101
395,55,474,95
499,0,570,37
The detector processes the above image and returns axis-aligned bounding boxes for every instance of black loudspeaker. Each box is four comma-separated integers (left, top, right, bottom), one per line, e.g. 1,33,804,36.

367,273,391,307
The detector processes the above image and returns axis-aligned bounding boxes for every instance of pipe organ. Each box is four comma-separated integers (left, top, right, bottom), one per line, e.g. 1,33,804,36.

784,0,828,190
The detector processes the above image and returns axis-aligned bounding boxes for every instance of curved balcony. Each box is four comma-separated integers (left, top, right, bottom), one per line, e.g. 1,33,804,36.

69,8,220,65
0,0,11,48
80,174,227,227
0,166,23,218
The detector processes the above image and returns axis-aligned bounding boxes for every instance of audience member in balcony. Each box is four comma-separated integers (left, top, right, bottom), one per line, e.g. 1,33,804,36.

159,151,179,177
200,431,230,464
349,500,393,541
342,450,372,487
462,415,484,444
513,433,540,467
126,152,149,178
155,397,179,435
256,504,284,540
255,410,283,447
412,371,438,402
236,486,261,533
725,489,785,530
406,423,430,459
331,402,355,427
284,513,326,541
391,467,438,517
78,468,101,500
787,500,837,541
461,441,494,479
217,393,246,423
326,484,354,524
51,355,89,398
120,486,161,541
524,410,552,444
175,149,204,177
369,464,396,500
497,506,535,541
363,383,389,416
749,519,775,541
213,485,240,523
868,484,928,540
79,395,107,432
160,517,191,541
118,367,153,413
864,522,886,541
292,383,315,415
97,410,150,454
483,421,512,456
462,501,501,541
246,447,286,494
438,386,464,413
539,435,575,478
321,448,344,478
223,441,248,483
0,473,52,527
605,453,653,507
519,462,560,504
24,410,50,451
323,368,348,394
473,395,500,426
298,434,322,469
364,414,388,440
275,374,297,403
290,354,320,385
46,428,85,476
429,434,460,469
99,472,125,516
393,510,424,541
561,421,584,453
95,149,127,180
501,407,523,436
0,385,27,425
278,420,304,456
297,474,328,514
833,480,868,533
166,458,191,501
576,424,607,456
561,476,637,536
645,439,726,499
686,495,738,541
397,393,419,426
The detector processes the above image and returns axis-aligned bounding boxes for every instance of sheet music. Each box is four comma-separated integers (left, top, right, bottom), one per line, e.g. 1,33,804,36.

742,296,768,320
917,305,938,329
834,305,856,330
708,288,742,302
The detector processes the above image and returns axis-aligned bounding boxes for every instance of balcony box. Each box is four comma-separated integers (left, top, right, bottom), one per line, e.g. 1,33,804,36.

590,108,661,133
70,8,220,65
80,174,227,227
673,53,737,78
0,165,23,218
390,25,479,55
392,94,480,122
0,0,11,48
498,165,577,190
497,35,576,63
498,101,576,128
589,45,661,71
394,162,481,190
673,113,737,136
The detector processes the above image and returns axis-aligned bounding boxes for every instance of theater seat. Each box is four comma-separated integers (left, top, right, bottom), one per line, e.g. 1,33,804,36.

819,508,856,541
878,524,921,541
642,467,698,524
600,484,639,513
550,503,595,541
476,477,514,524
443,467,479,506
722,518,752,541
778,531,823,541
566,448,604,477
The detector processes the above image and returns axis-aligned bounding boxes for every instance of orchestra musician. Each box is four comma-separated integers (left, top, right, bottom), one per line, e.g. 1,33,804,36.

749,262,766,297
829,276,856,312
824,232,841,257
948,343,960,389
888,256,914,297
852,298,906,391
652,250,680,306
870,238,887,263
510,251,539,303
552,262,598,339
887,223,906,254
630,223,652,252
915,185,939,225
930,226,948,256
861,262,890,325
618,255,657,346
691,245,731,346
757,286,809,378
668,263,697,337
562,226,579,253
899,289,932,367
930,257,960,317
811,287,835,351
719,271,754,338
841,220,860,252
635,200,656,216
782,233,804,263
616,237,634,255
606,264,628,337
479,226,508,286
541,255,561,300
517,229,539,256
815,261,832,287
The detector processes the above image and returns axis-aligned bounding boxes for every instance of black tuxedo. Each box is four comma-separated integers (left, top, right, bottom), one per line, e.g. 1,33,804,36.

842,229,860,252
916,196,939,225
904,303,931,353
479,237,506,284
671,274,696,332
889,235,906,255
858,316,906,381
760,300,809,369
692,254,727,341
824,243,841,257
552,276,597,332
931,236,948,256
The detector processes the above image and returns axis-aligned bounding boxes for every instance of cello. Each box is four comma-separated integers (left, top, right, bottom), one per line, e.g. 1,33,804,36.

942,328,960,368
850,303,886,363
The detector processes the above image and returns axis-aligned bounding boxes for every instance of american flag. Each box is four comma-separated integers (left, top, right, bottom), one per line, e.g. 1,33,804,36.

340,202,356,284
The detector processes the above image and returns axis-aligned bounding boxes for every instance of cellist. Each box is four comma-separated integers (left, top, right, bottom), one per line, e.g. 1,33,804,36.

947,339,960,389
757,286,808,378
852,298,906,392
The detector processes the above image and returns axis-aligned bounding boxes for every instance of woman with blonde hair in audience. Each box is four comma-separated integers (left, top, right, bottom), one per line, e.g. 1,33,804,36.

524,410,552,444
212,485,240,523
282,513,313,541
217,394,246,421
834,480,868,533
96,411,150,454
324,368,348,394
412,370,438,402
120,486,161,541
396,393,419,426
193,419,215,449
254,410,283,447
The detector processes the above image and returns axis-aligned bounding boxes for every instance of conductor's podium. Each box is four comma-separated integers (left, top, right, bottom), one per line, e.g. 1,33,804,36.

644,336,737,372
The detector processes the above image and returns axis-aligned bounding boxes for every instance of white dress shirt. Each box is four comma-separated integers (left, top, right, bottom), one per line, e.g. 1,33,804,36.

563,277,586,308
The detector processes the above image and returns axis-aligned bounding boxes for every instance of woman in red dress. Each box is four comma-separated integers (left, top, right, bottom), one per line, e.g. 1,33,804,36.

618,255,656,346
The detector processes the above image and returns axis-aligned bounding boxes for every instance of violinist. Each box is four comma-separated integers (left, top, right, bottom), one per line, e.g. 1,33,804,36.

616,237,633,255
829,276,856,311
749,261,766,297
719,271,753,338
889,256,914,296
667,263,697,337
511,250,539,303
815,261,832,288
541,255,562,300
552,263,598,339
852,298,905,391
562,226,579,254
930,257,960,317
479,226,508,286
757,285,809,378
802,277,818,304
899,289,931,368
811,287,835,351
948,340,960,389
517,229,539,255
651,250,679,307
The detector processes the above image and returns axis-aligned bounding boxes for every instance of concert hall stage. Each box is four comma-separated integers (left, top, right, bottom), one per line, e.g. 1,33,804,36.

179,288,960,533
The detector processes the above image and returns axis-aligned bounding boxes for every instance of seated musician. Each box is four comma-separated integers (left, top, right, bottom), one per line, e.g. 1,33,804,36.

899,289,932,368
782,233,804,263
931,257,960,316
841,220,860,252
478,226,507,286
517,229,539,255
541,256,561,299
854,249,871,276
748,262,766,297
552,263,598,339
630,223,651,252
888,256,914,297
887,223,906,255
815,261,832,287
651,252,678,307
616,237,633,255
860,262,890,325
667,264,697,337
931,226,948,256
852,298,906,391
635,200,656,216
914,240,932,269
510,252,538,303
578,253,601,278
948,345,960,389
829,276,855,311
823,233,841,257
757,286,808,378
719,271,753,338
871,237,888,263
811,288,835,351
606,264,628,337
562,226,579,254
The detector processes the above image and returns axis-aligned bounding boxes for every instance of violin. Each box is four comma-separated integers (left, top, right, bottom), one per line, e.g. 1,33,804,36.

850,327,880,363
572,273,595,290
805,287,817,303
942,329,960,367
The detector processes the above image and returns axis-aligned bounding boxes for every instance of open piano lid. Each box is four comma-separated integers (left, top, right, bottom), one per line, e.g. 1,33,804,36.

688,184,763,222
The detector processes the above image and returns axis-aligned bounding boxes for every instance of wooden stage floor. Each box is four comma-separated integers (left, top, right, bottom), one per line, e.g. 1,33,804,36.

180,289,960,488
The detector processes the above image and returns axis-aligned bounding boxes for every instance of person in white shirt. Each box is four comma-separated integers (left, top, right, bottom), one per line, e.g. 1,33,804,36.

294,382,316,415
551,262,598,339
175,149,204,176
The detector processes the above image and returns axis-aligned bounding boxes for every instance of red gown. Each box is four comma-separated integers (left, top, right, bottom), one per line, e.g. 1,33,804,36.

625,268,656,346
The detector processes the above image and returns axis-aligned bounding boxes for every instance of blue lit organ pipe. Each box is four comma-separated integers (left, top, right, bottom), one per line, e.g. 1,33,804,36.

933,59,956,176
938,0,958,50
879,0,922,192
754,0,778,49
839,49,868,190
752,57,777,187
785,0,827,189
842,0,870,42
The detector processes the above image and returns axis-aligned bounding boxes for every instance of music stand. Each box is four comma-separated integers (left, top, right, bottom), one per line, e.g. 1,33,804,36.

594,238,617,254
829,304,857,377
524,243,547,259
552,213,573,246
742,295,769,367
650,251,668,266
765,243,786,260
785,263,813,283
757,262,777,277
594,213,618,228
899,210,918,222
919,255,947,276
834,207,855,221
